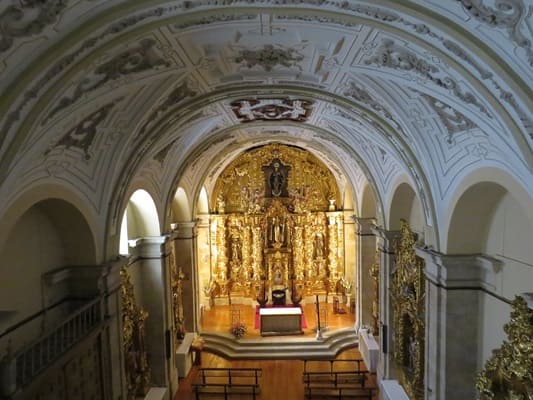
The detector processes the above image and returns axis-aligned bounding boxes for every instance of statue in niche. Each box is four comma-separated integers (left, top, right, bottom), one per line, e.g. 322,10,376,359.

314,232,325,259
262,158,290,198
230,235,242,263
269,216,285,246
216,194,225,213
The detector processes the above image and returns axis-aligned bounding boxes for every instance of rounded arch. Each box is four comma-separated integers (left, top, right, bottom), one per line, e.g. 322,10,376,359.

172,187,191,222
126,189,161,237
197,186,209,216
0,183,100,262
343,186,355,211
360,183,377,218
0,198,97,328
388,180,424,233
443,167,533,254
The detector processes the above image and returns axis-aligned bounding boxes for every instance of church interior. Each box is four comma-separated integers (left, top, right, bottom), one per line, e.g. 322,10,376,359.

0,1,532,400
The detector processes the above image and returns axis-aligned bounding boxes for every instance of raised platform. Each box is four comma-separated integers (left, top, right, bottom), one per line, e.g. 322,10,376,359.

200,327,358,360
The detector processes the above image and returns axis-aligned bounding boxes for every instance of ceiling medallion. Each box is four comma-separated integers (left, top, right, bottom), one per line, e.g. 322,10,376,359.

230,99,313,122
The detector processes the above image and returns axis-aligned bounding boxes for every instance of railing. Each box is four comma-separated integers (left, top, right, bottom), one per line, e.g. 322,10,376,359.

2,297,103,393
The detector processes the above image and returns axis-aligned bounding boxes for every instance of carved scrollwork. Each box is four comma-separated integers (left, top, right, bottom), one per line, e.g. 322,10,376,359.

458,0,533,66
0,1,67,53
476,295,533,400
44,101,117,160
120,266,151,399
391,220,425,400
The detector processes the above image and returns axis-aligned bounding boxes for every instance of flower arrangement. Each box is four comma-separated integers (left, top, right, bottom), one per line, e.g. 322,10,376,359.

230,322,247,339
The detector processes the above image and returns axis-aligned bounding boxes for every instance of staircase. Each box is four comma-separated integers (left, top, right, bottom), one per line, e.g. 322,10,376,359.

201,327,358,360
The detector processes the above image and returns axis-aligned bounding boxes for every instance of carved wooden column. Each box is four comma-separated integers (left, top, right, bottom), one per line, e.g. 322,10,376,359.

416,249,502,400
354,217,376,333
372,225,400,382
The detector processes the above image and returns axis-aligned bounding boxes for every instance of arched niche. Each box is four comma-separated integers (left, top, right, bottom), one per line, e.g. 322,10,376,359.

360,183,377,218
120,189,161,255
197,187,209,215
172,187,191,223
388,182,424,233
0,198,96,330
343,186,355,211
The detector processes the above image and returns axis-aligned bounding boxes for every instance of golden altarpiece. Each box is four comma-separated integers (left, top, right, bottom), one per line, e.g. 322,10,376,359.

391,220,425,400
204,144,347,305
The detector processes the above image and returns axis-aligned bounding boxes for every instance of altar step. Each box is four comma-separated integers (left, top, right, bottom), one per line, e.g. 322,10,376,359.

201,327,358,360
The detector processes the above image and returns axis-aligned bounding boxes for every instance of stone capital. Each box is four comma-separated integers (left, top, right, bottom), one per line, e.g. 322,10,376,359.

129,236,168,258
172,221,198,239
371,225,400,252
415,247,502,292
353,216,376,235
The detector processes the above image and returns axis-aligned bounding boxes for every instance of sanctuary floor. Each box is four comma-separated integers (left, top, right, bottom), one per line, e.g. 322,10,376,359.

174,302,369,399
199,300,356,337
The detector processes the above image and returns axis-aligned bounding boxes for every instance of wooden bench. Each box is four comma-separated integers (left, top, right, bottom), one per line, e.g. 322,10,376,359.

303,359,367,374
304,385,376,399
192,367,262,400
303,370,369,388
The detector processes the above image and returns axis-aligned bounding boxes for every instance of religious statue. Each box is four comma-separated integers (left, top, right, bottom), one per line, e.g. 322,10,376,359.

269,216,285,246
270,162,285,196
230,235,241,263
313,232,325,259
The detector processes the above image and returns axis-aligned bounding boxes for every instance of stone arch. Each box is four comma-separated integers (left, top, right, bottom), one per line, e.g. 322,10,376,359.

172,187,191,223
197,187,209,216
443,167,533,253
0,197,97,330
360,183,377,218
388,181,424,234
343,186,355,211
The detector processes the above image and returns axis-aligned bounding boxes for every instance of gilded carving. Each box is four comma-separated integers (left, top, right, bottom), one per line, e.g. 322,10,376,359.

120,266,151,399
391,220,425,400
207,143,344,303
169,241,186,344
476,295,533,400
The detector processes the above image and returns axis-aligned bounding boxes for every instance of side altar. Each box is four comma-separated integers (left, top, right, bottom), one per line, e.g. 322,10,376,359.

203,144,348,306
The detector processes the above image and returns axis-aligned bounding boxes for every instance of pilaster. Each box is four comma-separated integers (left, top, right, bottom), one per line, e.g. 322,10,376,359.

372,225,401,382
172,222,199,333
128,236,170,388
416,248,502,400
353,217,376,333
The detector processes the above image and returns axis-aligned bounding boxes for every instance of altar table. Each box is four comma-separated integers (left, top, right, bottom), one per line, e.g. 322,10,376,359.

259,307,303,336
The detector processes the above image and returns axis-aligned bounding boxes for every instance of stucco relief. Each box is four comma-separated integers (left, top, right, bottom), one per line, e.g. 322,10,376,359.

366,39,491,119
44,101,117,160
0,0,67,53
134,79,197,143
234,44,304,71
458,0,533,66
44,38,171,123
420,93,476,138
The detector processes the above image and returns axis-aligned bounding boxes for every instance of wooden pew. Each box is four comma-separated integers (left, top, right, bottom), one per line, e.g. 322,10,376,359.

192,367,262,399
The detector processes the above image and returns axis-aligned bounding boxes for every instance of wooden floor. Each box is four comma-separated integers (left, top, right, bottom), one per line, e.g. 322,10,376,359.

199,300,356,337
173,301,379,400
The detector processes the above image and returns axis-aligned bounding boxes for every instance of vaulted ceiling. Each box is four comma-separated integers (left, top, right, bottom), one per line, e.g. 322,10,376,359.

0,1,531,251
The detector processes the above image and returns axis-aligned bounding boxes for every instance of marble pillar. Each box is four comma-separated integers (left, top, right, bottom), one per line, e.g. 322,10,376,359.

354,217,376,332
416,248,502,400
372,226,400,383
